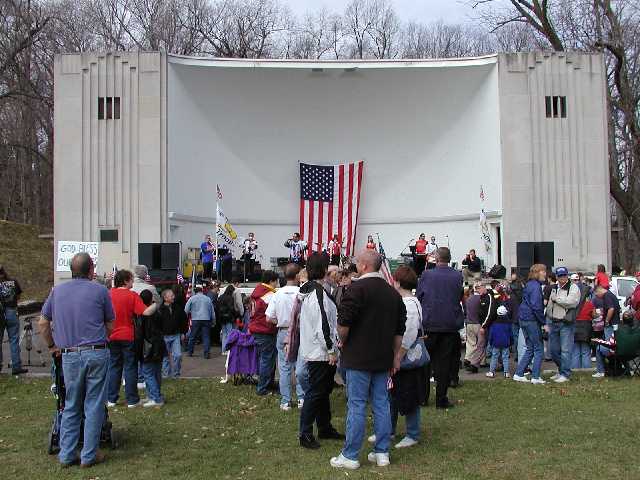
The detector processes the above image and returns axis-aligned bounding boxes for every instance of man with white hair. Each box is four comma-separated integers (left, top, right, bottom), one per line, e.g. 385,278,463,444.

331,249,406,470
131,265,161,305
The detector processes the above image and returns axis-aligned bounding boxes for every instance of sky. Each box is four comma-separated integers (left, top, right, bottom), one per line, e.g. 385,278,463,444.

285,0,477,24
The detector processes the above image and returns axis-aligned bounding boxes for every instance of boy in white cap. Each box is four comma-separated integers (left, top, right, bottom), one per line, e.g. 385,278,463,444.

485,304,513,378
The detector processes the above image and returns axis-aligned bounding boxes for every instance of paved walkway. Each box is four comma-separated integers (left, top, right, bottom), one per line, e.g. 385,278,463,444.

2,315,566,381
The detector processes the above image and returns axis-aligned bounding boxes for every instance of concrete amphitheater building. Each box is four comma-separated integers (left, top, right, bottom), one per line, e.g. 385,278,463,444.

53,51,610,282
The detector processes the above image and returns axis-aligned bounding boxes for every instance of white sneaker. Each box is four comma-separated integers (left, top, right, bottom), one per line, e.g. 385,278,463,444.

368,434,377,444
330,454,360,470
554,375,569,383
297,399,304,409
504,372,511,378
280,403,291,412
367,452,390,467
106,401,117,408
530,377,546,385
485,372,495,378
143,399,164,408
550,373,560,381
127,401,142,409
137,382,145,390
513,374,530,383
592,372,605,378
395,436,418,449
219,377,228,384
591,356,596,362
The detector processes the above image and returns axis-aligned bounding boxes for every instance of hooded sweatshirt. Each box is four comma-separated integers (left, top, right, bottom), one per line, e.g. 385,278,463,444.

249,283,277,335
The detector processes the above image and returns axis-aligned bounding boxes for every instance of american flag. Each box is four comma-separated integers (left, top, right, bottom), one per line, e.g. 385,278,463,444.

377,239,394,286
299,161,364,256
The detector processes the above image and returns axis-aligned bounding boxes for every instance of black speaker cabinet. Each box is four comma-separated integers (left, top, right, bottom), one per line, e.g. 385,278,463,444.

138,243,180,281
516,241,555,274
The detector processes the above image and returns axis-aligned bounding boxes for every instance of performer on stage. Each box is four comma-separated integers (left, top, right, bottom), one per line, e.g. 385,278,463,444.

413,233,428,276
218,243,233,283
366,235,377,251
284,232,308,266
426,235,438,270
242,232,259,278
200,234,215,280
328,234,342,266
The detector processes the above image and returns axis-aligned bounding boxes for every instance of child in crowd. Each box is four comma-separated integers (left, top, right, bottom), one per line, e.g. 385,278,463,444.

486,305,513,378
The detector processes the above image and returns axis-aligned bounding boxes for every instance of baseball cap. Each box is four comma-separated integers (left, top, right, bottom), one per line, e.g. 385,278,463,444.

570,273,579,281
555,267,569,277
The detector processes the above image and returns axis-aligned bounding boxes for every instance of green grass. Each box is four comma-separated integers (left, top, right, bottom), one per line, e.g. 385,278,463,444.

1,375,640,480
0,220,53,302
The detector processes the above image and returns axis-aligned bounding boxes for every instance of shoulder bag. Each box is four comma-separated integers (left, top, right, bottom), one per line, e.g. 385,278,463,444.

400,298,430,370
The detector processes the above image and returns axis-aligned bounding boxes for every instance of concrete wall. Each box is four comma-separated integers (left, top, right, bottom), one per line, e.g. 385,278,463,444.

53,51,167,282
167,56,503,264
498,52,610,272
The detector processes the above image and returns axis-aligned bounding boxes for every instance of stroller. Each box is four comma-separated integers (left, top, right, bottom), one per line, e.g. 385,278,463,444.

48,353,117,455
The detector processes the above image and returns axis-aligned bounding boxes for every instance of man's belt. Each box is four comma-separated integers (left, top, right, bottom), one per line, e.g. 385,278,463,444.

61,344,107,353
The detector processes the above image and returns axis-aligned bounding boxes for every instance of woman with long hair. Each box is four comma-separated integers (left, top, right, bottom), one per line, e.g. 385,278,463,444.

513,264,547,385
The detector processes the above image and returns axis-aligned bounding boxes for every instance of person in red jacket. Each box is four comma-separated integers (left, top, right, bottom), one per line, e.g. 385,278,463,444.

631,272,640,321
249,270,279,395
595,264,610,290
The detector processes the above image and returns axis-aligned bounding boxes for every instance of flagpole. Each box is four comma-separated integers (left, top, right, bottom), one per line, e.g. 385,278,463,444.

215,185,220,282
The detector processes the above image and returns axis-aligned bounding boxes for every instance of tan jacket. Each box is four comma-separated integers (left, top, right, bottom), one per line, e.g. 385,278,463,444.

547,281,580,321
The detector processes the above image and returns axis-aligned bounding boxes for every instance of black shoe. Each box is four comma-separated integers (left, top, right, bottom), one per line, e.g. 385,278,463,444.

450,379,462,388
436,400,456,410
463,359,471,368
466,365,478,374
299,434,321,449
187,353,193,357
318,428,345,440
203,353,211,359
11,368,28,375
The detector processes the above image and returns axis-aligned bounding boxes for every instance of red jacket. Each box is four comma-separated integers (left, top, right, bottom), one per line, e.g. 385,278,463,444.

631,284,640,320
249,283,277,335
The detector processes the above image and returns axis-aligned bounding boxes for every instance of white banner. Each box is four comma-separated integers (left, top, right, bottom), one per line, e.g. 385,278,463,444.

56,241,99,272
216,203,240,249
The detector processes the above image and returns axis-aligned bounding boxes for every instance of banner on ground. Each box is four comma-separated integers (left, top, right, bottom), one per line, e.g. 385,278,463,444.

56,241,99,272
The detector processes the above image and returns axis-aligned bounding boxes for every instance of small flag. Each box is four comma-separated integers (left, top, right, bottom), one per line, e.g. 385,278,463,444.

377,239,394,286
217,184,223,200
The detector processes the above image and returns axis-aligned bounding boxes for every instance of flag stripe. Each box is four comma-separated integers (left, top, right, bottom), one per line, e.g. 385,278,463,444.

346,163,354,256
327,201,333,247
307,200,314,252
337,164,345,248
317,202,324,252
300,199,305,244
353,161,364,253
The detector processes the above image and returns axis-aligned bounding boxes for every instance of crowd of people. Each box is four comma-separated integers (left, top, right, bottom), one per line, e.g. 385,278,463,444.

21,244,640,470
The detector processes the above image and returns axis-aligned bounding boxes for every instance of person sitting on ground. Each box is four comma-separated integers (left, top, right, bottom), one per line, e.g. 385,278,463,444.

266,263,308,411
159,289,188,378
298,254,343,450
107,269,157,408
331,250,406,469
139,290,166,407
185,286,215,359
387,265,425,449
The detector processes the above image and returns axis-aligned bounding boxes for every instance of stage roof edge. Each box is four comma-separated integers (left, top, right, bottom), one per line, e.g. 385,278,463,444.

167,53,499,69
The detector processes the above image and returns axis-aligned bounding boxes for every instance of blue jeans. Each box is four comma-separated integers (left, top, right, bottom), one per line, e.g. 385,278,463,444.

549,321,575,378
342,369,392,461
220,322,234,351
142,361,164,403
276,329,306,405
572,341,592,369
390,395,420,441
187,320,212,356
0,308,21,370
489,345,510,374
253,333,277,395
162,334,182,377
59,349,109,465
596,326,614,374
515,321,544,379
511,324,520,357
107,341,140,405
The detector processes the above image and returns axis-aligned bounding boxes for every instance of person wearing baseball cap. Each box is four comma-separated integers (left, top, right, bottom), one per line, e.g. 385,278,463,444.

546,267,581,383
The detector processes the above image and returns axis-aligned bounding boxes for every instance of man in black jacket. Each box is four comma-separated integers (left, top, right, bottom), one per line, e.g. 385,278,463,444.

159,289,188,378
330,250,406,470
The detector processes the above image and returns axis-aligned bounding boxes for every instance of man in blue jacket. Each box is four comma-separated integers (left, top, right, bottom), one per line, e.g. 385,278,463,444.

416,247,464,409
185,286,215,359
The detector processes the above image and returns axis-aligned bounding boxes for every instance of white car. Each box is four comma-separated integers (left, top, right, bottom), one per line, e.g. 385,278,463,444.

610,276,639,313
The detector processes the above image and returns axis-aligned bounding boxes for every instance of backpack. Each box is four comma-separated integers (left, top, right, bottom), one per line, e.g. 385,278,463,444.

217,290,238,324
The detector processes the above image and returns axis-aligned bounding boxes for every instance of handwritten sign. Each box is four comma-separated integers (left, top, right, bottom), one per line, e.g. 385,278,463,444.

56,241,99,272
